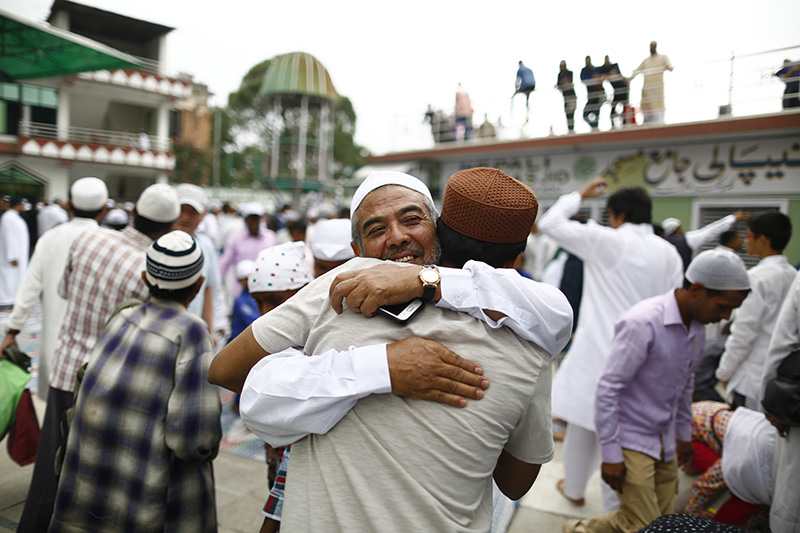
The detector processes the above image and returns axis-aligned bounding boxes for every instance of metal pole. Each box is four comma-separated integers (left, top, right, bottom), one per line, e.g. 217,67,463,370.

728,51,735,111
212,109,221,187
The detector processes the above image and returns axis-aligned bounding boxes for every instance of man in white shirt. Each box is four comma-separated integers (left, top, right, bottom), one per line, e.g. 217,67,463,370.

1,178,107,401
630,41,673,124
536,177,683,509
210,168,572,531
716,212,795,408
760,270,800,533
662,211,748,271
0,198,30,307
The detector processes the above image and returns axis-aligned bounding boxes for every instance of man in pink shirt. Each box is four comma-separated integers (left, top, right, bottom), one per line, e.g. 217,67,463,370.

219,202,277,295
565,250,750,533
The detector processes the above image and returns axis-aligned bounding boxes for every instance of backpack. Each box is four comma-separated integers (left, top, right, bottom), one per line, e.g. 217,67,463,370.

762,349,800,427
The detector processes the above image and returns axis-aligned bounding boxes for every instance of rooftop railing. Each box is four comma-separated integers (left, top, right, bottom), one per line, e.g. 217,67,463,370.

19,121,169,152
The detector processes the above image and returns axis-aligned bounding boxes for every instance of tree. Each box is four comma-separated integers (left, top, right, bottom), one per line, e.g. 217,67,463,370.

224,58,368,188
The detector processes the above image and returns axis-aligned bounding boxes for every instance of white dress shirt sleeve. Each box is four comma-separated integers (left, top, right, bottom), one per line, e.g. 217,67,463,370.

436,261,573,357
685,214,735,250
7,241,46,330
240,344,391,447
716,273,763,382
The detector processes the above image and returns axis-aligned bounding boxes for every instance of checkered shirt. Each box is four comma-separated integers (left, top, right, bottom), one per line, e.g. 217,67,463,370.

52,226,152,391
50,299,222,532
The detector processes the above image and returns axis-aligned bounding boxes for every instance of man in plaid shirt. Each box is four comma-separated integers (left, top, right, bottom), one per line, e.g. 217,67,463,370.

17,184,181,533
50,230,222,532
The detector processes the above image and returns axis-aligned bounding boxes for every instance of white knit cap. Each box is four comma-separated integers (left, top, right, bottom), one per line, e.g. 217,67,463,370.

662,217,681,236
146,230,204,290
136,184,180,223
350,171,436,214
686,249,751,291
104,208,129,226
175,183,208,214
249,242,313,293
236,259,256,280
240,202,265,218
70,177,108,210
310,218,355,261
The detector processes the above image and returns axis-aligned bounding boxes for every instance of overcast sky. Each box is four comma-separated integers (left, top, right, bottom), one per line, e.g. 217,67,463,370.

6,0,800,154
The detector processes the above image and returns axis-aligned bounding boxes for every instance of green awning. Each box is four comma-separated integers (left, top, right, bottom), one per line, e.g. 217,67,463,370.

0,8,142,81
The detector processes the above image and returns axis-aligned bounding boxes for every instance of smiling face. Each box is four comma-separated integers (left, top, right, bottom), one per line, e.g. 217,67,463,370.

353,186,438,265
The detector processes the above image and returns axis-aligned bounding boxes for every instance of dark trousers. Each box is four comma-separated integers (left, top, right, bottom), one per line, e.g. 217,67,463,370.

16,387,73,533
583,91,602,129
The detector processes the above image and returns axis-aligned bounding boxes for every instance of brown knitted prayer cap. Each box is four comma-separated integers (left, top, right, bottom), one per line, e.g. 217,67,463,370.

441,167,538,244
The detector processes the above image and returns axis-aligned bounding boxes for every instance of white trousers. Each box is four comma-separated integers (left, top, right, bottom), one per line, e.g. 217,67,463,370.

562,424,620,511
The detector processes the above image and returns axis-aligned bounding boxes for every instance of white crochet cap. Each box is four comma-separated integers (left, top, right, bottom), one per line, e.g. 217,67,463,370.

136,184,180,223
240,202,265,218
662,217,681,236
686,249,750,291
104,208,129,226
70,177,108,210
249,242,313,293
236,259,256,280
310,218,355,261
350,171,436,214
175,183,208,213
146,231,204,290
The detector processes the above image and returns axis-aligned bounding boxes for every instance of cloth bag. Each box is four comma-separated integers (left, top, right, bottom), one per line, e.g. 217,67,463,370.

7,388,39,465
762,349,800,426
0,358,30,440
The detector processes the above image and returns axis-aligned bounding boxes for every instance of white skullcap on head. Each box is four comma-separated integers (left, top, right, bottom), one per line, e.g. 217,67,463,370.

104,208,129,226
240,202,265,218
662,217,681,236
136,184,180,223
70,177,108,210
350,171,435,214
249,242,313,293
208,199,223,212
146,230,204,290
123,201,135,212
686,249,751,291
175,183,208,213
311,218,355,261
236,259,256,280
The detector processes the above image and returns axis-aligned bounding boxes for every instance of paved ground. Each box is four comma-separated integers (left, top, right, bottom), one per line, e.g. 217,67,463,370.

1,390,700,532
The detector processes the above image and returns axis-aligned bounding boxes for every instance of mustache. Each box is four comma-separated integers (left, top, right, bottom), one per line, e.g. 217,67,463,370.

381,243,425,261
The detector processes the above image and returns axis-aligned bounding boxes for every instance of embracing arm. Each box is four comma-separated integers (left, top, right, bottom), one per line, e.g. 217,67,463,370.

207,324,269,393
239,338,489,446
329,262,573,357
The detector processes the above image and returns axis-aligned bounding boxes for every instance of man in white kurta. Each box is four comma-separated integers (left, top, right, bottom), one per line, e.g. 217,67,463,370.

537,177,683,508
717,212,796,408
1,178,108,401
631,41,673,123
0,199,30,306
760,270,800,533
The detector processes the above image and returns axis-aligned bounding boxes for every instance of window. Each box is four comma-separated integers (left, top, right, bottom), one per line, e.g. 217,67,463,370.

693,198,788,268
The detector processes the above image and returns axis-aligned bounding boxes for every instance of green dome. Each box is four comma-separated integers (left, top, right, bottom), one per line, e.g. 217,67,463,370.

259,52,339,102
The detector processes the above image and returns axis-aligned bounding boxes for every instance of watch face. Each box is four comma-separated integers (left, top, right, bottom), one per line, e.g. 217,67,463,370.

421,268,439,283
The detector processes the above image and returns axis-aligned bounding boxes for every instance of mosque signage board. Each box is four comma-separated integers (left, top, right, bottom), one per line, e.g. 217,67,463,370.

440,136,800,199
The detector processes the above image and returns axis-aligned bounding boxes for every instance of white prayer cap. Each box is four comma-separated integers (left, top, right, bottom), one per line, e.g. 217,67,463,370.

208,199,223,212
136,184,180,223
249,242,313,293
240,202,265,218
123,202,135,212
146,230,204,290
350,171,435,214
311,218,355,261
686,249,750,291
236,259,256,280
70,177,108,210
662,217,681,236
175,183,208,214
104,208,129,226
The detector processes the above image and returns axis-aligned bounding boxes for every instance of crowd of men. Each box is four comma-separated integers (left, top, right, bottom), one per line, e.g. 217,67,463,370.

1,169,798,532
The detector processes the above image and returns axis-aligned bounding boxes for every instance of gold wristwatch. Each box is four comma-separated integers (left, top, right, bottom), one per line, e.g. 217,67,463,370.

419,265,440,302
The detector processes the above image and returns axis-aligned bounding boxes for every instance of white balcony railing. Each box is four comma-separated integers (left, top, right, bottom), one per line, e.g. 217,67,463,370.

20,121,169,152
